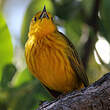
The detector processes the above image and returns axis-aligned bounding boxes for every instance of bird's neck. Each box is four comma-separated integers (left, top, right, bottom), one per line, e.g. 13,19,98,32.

29,22,57,39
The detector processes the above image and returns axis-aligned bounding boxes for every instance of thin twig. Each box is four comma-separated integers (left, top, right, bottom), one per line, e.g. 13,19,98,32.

81,0,101,70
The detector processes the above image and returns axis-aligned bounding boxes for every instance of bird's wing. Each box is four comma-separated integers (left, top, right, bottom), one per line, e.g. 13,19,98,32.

58,31,89,87
43,84,61,98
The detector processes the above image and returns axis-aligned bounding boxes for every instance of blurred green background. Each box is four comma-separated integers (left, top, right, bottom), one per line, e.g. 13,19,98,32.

0,0,110,109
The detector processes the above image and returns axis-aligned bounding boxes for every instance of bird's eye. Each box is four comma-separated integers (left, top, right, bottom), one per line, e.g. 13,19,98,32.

34,17,37,22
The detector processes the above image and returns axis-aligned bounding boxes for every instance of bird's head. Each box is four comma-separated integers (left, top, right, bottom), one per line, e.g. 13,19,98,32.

29,6,57,38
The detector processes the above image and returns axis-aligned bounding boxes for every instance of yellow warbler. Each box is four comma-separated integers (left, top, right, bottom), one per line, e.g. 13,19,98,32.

25,6,89,98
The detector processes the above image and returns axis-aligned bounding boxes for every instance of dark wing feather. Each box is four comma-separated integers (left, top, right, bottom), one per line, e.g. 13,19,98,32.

43,84,61,98
58,31,89,87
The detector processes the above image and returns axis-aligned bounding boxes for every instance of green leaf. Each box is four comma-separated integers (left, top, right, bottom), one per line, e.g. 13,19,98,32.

21,0,54,46
54,0,81,20
82,0,95,18
100,0,110,42
64,18,83,47
0,12,13,81
12,68,34,87
8,80,52,110
1,64,16,87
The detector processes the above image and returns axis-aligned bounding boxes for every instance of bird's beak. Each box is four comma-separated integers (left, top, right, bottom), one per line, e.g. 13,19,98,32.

39,6,49,19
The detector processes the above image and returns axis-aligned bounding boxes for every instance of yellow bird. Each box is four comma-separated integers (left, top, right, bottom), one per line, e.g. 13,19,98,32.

25,6,89,98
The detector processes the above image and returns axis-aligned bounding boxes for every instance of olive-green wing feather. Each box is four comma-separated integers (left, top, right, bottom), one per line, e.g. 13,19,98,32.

58,32,89,87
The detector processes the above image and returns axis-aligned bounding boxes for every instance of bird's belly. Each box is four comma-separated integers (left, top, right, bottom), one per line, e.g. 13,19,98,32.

38,67,77,93
36,64,77,93
29,48,81,93
25,39,83,93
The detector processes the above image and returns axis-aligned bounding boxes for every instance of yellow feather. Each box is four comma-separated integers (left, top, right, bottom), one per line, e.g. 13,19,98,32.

25,6,89,97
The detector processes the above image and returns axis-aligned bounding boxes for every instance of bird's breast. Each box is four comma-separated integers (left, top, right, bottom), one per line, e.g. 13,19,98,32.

25,35,82,93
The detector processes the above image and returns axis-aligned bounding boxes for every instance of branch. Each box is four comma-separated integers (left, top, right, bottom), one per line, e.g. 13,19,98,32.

37,72,110,110
81,0,101,70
